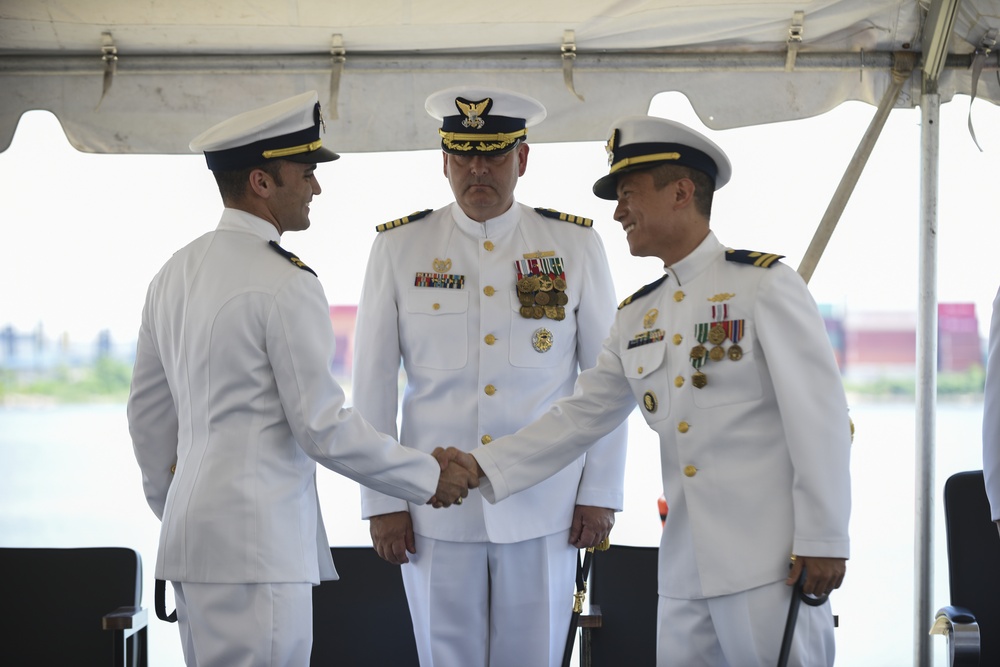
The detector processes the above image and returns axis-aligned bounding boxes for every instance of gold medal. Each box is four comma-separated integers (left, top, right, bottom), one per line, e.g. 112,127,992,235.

532,306,545,319
535,291,551,305
692,371,708,389
517,277,536,293
554,307,566,321
709,345,726,362
544,305,559,319
708,325,727,345
520,306,535,318
690,344,707,361
532,328,554,353
728,344,743,361
555,292,569,306
519,293,535,306
553,277,567,291
537,274,553,291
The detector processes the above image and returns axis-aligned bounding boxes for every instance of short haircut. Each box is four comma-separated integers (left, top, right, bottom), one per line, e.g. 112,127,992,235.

213,161,285,201
648,164,715,219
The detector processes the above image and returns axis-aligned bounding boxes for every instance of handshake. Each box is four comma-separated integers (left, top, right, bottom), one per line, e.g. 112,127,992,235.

428,447,482,508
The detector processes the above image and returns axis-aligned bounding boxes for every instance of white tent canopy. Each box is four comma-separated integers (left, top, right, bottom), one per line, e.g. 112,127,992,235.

3,2,999,665
1,0,998,154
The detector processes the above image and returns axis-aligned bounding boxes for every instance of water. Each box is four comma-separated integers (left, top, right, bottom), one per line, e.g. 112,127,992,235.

0,400,984,666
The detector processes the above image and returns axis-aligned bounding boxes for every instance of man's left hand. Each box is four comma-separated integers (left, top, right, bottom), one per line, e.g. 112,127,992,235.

569,505,615,549
786,556,846,597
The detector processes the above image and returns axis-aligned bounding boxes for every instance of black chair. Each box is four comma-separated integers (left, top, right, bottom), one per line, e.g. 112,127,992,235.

0,546,147,666
311,546,419,666
578,544,659,666
931,470,1000,666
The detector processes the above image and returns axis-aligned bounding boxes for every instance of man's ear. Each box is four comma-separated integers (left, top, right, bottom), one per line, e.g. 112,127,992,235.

673,177,696,207
248,168,273,198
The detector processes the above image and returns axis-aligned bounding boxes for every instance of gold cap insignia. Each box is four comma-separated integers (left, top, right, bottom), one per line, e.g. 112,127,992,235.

456,97,491,129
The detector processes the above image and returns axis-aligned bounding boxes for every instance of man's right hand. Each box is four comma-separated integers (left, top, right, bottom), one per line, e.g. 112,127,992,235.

427,447,479,508
369,511,415,564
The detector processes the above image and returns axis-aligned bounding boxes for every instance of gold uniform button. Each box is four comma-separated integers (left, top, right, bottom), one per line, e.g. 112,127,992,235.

481,435,493,445
637,366,644,374
684,465,698,477
673,333,683,345
485,384,497,396
484,285,495,296
678,421,690,433
484,240,495,251
674,290,685,302
433,303,440,310
674,376,684,388
484,334,496,345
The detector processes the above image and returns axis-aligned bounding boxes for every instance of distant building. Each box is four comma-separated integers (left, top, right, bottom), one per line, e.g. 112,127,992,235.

938,303,983,372
838,303,981,381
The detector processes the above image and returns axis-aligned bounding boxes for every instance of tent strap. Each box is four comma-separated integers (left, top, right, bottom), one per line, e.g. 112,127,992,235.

561,30,585,102
797,51,917,283
328,34,346,120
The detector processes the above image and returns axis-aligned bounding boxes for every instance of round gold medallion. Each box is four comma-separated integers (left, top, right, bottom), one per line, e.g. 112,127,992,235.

728,344,743,361
709,345,726,362
517,277,535,293
519,293,535,306
708,325,727,345
555,292,569,306
537,274,553,291
535,291,551,305
519,306,535,319
643,390,658,413
532,306,545,319
553,277,568,291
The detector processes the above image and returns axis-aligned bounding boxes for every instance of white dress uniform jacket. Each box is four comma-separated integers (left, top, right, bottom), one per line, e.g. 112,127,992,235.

982,285,1000,521
353,201,627,542
128,209,442,585
475,231,851,598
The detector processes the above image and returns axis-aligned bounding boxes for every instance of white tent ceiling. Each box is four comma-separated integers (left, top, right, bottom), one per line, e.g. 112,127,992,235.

1,0,998,154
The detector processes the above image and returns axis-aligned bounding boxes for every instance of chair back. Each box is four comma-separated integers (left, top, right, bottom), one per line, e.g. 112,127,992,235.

943,470,1000,664
0,546,143,663
311,546,419,666
588,544,659,666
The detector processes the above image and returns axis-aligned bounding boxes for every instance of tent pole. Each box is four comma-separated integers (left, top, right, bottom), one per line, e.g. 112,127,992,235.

797,53,915,283
913,91,940,667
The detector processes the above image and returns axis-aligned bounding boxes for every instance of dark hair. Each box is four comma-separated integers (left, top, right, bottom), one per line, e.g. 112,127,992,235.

213,160,285,201
648,164,714,219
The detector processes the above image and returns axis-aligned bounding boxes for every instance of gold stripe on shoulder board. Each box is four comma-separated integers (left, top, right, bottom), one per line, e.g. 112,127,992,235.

534,207,594,227
375,209,433,233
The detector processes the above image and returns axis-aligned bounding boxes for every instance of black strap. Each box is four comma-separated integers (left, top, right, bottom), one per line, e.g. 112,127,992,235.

561,549,595,667
155,578,178,623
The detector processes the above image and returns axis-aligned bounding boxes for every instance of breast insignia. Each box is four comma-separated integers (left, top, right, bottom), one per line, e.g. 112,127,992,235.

268,241,317,277
619,274,668,309
375,209,432,233
534,207,594,228
724,249,785,268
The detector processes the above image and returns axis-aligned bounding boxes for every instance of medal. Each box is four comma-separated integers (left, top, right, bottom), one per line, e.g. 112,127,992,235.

728,344,743,361
535,290,551,305
692,371,708,389
709,345,726,362
708,325,727,346
537,274,553,291
532,306,545,319
532,328,554,352
520,306,534,318
553,277,567,291
554,307,566,321
690,345,707,362
555,292,569,306
519,293,535,306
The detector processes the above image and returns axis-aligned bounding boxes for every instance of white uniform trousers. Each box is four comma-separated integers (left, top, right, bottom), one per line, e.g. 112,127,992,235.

656,580,835,667
172,581,313,667
401,533,577,667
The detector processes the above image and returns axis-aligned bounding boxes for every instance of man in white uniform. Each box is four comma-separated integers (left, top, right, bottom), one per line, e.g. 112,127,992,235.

982,286,1000,536
127,91,476,667
467,116,852,666
352,86,628,666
